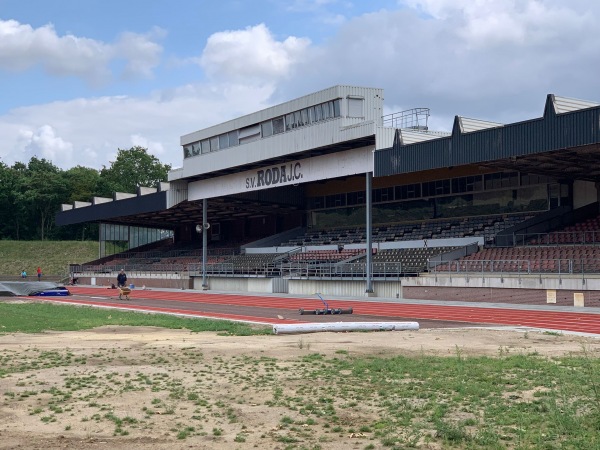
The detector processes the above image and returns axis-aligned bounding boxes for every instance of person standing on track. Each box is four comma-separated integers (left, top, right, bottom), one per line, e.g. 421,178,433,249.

37,267,42,281
117,269,127,288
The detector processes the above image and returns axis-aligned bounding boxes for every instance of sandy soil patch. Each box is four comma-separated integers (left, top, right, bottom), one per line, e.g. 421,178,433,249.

0,326,598,449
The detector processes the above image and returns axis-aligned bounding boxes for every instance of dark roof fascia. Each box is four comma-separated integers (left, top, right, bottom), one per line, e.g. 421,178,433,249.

55,191,168,226
375,94,600,177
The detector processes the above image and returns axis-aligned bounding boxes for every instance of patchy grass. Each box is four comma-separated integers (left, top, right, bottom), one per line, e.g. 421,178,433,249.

0,339,599,448
1,304,599,448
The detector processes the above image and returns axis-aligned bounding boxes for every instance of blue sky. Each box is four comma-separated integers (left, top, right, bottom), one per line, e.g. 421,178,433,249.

0,0,599,170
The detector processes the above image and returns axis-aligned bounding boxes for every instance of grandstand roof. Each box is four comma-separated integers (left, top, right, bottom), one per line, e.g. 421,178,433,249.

552,95,599,114
56,184,304,228
376,93,600,181
458,117,504,133
395,129,451,145
57,91,600,230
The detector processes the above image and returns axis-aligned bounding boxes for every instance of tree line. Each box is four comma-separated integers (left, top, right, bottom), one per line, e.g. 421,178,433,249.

0,146,171,241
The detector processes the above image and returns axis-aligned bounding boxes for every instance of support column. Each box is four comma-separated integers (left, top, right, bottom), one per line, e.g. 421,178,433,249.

202,198,208,289
365,172,374,295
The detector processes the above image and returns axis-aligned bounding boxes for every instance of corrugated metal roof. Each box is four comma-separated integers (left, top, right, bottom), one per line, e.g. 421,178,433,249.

553,95,599,114
375,93,600,178
398,129,450,145
458,117,504,133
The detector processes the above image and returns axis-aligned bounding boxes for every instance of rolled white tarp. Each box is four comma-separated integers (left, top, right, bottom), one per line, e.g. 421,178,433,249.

273,321,419,335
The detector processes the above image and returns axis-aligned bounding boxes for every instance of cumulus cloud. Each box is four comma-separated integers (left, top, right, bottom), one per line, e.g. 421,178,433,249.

0,82,277,170
403,0,590,48
1,3,600,172
0,19,164,85
114,27,165,80
199,23,311,83
21,124,74,163
276,0,600,125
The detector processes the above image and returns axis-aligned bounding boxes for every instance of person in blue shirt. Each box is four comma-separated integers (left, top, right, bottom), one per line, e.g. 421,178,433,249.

117,269,127,288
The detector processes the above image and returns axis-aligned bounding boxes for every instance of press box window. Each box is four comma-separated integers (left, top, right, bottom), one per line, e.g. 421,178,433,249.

272,117,284,134
201,140,210,154
326,194,346,208
261,120,273,138
218,134,229,149
210,137,219,152
347,191,365,206
228,130,239,146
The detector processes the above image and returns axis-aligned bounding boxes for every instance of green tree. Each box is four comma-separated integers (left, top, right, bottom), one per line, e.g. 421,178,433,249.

64,166,101,203
53,166,103,241
0,162,14,238
22,158,68,240
0,162,30,240
99,146,171,193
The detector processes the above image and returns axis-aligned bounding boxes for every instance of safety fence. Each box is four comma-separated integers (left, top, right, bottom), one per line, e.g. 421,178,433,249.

512,231,600,246
71,257,600,283
430,258,600,277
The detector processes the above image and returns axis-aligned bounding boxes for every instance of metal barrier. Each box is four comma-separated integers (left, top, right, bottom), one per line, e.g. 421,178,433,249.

73,260,421,281
513,231,600,246
430,258,600,276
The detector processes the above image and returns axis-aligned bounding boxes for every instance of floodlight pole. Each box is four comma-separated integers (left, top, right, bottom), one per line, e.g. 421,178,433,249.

202,198,208,289
365,171,374,294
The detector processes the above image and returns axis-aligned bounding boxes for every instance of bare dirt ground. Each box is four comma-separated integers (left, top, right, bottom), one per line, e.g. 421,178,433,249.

1,326,599,450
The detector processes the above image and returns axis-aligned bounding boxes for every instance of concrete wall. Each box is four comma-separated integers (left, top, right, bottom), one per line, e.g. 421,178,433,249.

406,273,600,291
287,279,404,297
199,277,276,293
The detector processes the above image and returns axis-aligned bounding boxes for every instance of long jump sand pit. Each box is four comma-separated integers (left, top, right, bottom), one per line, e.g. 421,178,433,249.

0,326,598,449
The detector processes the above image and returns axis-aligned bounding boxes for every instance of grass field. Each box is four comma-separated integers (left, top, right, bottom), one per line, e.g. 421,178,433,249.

0,302,270,336
0,240,98,277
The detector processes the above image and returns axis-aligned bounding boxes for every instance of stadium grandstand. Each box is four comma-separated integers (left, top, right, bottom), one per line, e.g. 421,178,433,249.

56,85,600,306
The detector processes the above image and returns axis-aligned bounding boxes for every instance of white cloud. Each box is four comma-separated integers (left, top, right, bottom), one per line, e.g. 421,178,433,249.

200,23,310,82
277,0,600,123
0,82,277,170
403,0,590,48
0,19,163,85
23,124,73,157
1,3,600,174
115,27,165,80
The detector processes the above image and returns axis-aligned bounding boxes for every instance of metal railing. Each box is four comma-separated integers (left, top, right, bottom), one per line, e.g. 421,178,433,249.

382,108,430,130
70,263,188,274
512,231,600,246
430,258,600,276
280,262,413,280
72,256,600,282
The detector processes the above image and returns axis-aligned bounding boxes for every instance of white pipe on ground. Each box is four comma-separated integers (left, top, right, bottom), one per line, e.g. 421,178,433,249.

273,322,419,335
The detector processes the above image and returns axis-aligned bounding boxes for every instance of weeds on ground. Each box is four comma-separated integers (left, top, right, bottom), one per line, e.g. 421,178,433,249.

1,335,599,448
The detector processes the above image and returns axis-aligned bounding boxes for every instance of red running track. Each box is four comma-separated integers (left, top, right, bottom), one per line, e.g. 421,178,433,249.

42,286,600,335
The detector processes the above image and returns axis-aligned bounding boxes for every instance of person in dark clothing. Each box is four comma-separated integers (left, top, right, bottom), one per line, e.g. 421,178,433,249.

117,269,127,288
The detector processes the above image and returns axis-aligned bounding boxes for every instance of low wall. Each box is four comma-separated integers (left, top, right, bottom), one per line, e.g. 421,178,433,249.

288,279,402,298
75,273,191,290
192,276,399,298
72,271,600,308
406,273,600,291
401,274,600,307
